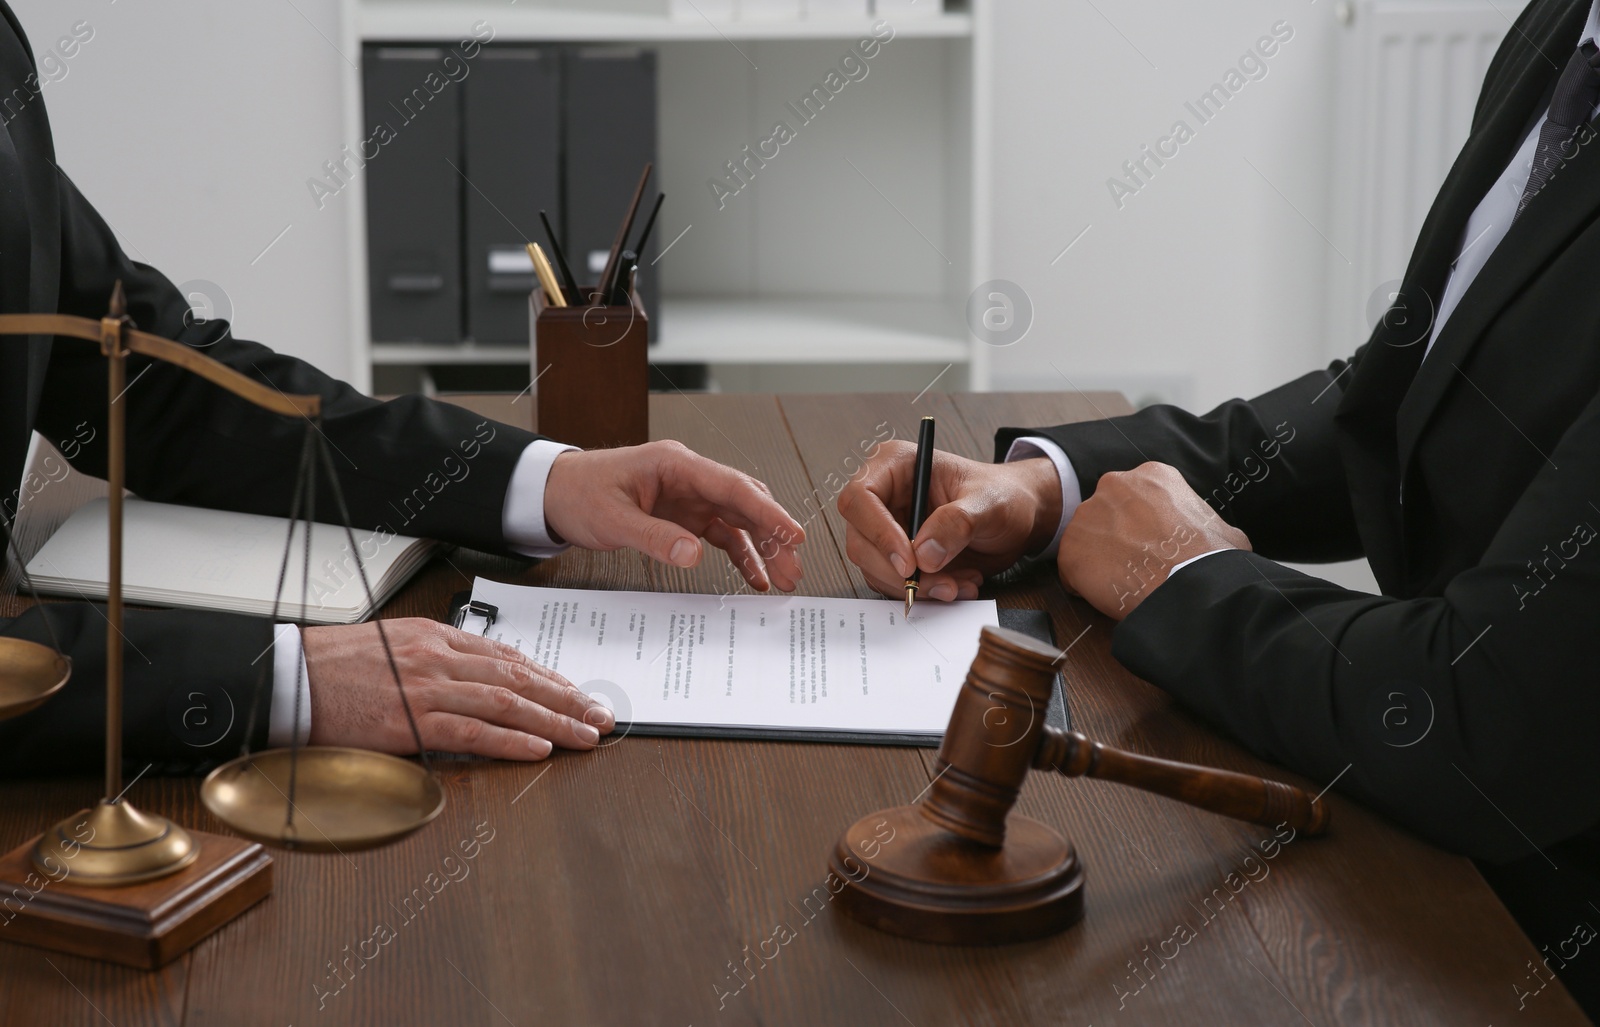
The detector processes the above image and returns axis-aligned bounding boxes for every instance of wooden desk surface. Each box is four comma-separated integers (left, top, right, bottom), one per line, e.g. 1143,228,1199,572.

0,392,1583,1026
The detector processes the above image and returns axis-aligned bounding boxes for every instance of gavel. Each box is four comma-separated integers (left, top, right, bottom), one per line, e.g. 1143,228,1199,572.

829,625,1330,945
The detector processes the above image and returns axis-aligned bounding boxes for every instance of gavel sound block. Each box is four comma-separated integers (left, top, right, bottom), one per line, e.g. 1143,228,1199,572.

829,626,1330,945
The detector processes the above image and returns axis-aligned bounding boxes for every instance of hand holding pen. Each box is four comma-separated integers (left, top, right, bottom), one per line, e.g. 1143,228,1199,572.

836,435,1066,607
904,416,936,616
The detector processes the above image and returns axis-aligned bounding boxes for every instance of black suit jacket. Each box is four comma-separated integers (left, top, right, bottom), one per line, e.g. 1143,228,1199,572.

0,4,542,777
999,0,1600,866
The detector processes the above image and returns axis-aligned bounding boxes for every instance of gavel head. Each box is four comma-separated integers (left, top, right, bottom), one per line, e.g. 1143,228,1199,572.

921,625,1062,848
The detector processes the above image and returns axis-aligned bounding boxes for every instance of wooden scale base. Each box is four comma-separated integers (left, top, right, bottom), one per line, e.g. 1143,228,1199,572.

828,805,1085,945
0,829,272,969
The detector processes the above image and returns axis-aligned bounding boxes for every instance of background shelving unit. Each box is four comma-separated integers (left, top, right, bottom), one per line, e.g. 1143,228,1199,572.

354,0,991,392
360,4,974,42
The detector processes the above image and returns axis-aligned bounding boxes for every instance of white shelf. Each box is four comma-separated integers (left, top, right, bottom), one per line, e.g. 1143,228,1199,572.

371,297,970,366
372,341,528,365
359,3,971,41
653,297,968,364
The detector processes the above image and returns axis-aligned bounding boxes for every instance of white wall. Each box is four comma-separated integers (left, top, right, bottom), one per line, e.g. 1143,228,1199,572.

985,0,1382,593
657,37,959,302
8,0,361,384
985,0,1347,412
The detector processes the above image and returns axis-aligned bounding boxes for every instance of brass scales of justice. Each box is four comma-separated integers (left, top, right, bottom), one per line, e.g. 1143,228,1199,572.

0,285,442,967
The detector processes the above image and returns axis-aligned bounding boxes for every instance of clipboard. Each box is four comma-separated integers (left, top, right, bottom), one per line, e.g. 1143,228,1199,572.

445,592,1070,747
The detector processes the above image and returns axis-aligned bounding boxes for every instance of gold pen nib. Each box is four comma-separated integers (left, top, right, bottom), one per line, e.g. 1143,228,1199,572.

903,581,917,619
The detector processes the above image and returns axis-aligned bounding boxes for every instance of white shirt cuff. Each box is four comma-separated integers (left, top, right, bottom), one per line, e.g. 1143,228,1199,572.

1003,436,1081,559
501,439,581,557
1168,548,1231,577
268,623,310,748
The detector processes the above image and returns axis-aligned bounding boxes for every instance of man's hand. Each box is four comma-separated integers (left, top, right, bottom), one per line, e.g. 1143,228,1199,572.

1057,462,1250,620
304,619,616,760
839,442,1063,601
543,441,805,592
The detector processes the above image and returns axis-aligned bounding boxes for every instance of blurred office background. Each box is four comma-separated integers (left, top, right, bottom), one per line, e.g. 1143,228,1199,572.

12,0,1509,591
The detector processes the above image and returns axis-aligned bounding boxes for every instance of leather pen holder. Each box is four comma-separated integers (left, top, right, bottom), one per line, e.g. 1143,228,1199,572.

529,281,649,449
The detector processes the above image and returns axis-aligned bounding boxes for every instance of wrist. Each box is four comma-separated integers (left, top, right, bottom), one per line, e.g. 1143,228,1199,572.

1014,458,1064,555
1149,521,1242,591
541,449,583,546
300,626,330,743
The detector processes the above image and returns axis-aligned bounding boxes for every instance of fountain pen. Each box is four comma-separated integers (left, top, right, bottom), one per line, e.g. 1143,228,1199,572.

904,416,936,617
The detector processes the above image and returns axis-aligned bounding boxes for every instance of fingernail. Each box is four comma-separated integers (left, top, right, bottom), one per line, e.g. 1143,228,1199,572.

587,704,616,730
528,736,553,757
670,538,698,567
890,553,910,578
917,540,948,571
929,582,958,602
576,722,600,745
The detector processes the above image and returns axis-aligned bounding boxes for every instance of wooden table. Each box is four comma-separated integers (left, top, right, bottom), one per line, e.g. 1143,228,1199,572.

0,392,1584,1026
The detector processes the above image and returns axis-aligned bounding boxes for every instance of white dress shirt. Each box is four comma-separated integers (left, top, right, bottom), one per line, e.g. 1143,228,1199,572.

1007,0,1600,586
266,438,576,745
1425,0,1600,358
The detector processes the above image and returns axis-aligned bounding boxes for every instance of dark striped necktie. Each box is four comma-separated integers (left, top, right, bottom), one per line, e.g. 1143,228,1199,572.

1516,38,1600,222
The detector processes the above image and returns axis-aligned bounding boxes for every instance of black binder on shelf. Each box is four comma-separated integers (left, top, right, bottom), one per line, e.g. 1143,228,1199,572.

463,47,560,344
363,45,464,344
563,47,659,338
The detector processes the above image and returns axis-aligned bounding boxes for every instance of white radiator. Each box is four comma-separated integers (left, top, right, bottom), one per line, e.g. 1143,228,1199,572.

1326,0,1510,359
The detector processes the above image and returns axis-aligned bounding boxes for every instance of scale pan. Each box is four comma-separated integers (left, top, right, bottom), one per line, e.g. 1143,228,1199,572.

201,746,444,851
0,638,69,720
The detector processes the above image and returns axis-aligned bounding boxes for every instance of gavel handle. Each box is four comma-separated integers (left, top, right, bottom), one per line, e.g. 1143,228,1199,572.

1034,727,1330,837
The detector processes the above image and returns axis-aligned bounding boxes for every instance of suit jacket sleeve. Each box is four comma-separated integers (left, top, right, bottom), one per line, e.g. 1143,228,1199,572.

1109,386,1600,863
6,170,547,779
994,355,1365,563
31,168,544,554
0,603,274,778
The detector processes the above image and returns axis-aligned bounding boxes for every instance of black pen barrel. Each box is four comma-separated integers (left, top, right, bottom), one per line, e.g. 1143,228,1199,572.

906,417,937,571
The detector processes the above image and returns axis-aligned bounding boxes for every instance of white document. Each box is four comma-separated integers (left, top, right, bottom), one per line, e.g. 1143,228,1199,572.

26,497,436,625
466,578,999,739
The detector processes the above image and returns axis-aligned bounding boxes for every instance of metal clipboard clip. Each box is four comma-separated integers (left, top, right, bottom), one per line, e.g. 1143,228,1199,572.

454,599,499,636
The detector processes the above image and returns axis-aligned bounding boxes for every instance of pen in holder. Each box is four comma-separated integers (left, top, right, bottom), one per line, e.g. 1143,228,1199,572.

529,274,649,449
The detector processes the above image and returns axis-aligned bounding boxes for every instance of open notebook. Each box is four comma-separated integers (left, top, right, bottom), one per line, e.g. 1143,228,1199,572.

25,497,436,625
